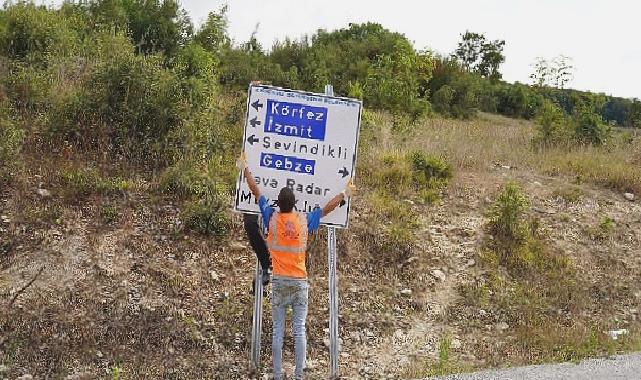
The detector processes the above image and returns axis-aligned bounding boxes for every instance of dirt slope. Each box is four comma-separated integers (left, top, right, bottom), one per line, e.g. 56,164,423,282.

2,125,641,379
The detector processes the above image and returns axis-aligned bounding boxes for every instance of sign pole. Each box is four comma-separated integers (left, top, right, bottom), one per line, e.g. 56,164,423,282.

250,261,263,375
324,84,340,379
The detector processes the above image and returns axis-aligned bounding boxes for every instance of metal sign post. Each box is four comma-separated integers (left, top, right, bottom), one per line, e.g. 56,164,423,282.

327,225,339,379
249,262,263,375
324,84,340,380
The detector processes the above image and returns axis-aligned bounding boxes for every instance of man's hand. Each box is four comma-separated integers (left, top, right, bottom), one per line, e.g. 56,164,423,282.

342,179,356,197
236,152,247,171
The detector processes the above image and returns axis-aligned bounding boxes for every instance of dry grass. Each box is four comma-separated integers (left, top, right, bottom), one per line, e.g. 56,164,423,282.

361,112,641,194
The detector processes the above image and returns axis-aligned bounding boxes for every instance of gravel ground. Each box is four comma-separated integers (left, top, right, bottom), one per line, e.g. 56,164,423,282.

431,353,641,380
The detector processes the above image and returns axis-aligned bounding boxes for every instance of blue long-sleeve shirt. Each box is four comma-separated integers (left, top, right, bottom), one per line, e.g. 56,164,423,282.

258,195,322,233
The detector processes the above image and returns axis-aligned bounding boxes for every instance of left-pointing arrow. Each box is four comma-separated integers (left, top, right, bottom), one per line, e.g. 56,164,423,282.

251,100,263,111
247,135,259,145
250,116,261,128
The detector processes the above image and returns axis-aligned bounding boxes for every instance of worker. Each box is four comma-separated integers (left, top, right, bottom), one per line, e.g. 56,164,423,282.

237,153,354,380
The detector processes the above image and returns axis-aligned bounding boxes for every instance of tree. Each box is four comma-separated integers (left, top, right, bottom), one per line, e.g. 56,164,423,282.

194,6,229,55
628,100,641,129
477,39,505,81
365,42,433,117
530,55,574,89
453,31,505,81
454,31,485,71
87,0,193,57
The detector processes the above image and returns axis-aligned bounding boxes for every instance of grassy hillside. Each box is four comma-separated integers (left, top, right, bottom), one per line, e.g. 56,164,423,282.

2,106,640,378
1,2,640,378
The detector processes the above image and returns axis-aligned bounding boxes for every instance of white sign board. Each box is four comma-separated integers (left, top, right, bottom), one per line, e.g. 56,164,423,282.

235,84,362,228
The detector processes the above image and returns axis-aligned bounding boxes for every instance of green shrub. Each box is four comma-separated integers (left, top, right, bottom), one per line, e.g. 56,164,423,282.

0,103,24,180
429,57,479,119
410,151,452,182
432,84,455,117
367,151,413,195
182,194,230,237
173,42,219,108
488,182,530,244
365,43,432,118
495,83,543,120
158,159,232,198
60,166,131,196
573,106,611,146
410,151,452,203
102,205,119,224
599,216,614,233
48,32,196,164
0,2,82,64
364,150,451,204
2,61,52,110
533,100,572,147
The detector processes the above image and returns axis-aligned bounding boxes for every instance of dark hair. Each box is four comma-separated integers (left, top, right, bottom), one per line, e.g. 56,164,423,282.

277,187,296,213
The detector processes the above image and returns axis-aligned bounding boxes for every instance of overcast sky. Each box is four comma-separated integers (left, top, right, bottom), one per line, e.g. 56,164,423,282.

177,0,640,99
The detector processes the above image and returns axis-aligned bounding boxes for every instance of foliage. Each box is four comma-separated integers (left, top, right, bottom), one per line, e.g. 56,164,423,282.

366,191,418,264
365,43,433,117
365,150,451,199
429,57,480,119
87,0,193,57
0,1,82,64
59,166,132,196
572,105,611,146
454,31,506,81
46,29,213,164
102,205,119,224
193,6,229,55
494,82,543,119
627,100,641,128
0,102,23,180
487,182,530,248
408,151,452,187
182,194,229,237
530,55,574,89
433,334,453,376
533,99,572,147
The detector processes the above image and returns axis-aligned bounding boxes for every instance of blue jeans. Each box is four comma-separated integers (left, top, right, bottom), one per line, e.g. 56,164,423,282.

271,278,309,380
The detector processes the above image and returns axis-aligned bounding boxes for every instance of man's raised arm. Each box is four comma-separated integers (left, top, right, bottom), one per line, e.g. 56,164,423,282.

321,180,356,217
238,154,261,199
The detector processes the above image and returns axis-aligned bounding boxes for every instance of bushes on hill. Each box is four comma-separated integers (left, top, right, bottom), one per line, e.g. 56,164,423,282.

484,182,569,275
365,43,433,117
533,100,572,147
0,101,23,181
0,2,82,64
572,105,611,146
533,98,612,148
48,38,192,162
429,57,480,119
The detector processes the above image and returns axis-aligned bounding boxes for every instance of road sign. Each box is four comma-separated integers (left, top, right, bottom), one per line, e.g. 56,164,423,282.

235,84,362,228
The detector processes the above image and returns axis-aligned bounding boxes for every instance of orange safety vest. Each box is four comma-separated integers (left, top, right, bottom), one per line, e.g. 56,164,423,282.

267,212,309,279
